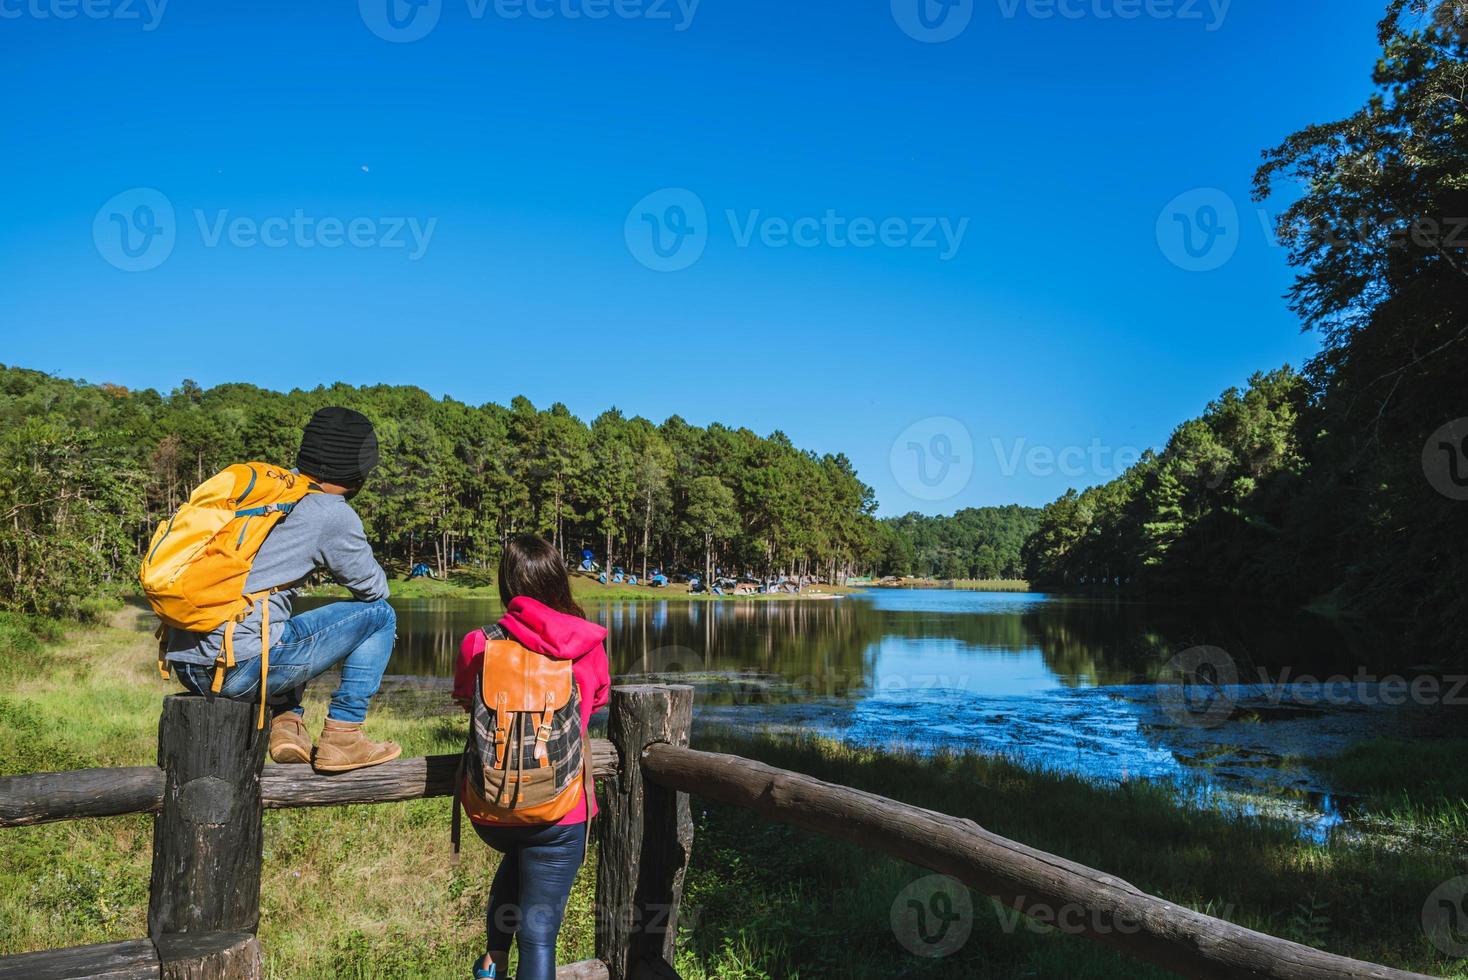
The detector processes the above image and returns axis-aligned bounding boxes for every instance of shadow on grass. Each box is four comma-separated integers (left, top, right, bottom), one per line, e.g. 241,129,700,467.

673,732,1466,980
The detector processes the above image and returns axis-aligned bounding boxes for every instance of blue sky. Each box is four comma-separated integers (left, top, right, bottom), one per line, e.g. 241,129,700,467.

1,0,1386,514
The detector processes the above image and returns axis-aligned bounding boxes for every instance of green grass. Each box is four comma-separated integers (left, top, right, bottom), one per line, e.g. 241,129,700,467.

0,609,596,978
1316,738,1468,839
675,733,1467,979
1,615,1463,979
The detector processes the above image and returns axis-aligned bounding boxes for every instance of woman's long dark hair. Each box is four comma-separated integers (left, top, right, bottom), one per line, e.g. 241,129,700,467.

498,535,586,618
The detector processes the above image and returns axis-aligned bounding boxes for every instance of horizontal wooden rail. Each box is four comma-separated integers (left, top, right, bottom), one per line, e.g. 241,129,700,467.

0,739,619,828
641,744,1440,980
0,931,261,980
0,766,165,827
0,935,606,980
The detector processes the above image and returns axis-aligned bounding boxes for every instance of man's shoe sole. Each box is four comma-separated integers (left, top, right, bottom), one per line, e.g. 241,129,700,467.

270,745,313,765
311,746,403,773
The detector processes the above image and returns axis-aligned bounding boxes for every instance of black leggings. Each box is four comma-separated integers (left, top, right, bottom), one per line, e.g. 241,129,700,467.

473,821,587,980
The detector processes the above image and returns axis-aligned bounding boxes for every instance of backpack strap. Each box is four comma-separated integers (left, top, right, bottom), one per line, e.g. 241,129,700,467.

210,589,277,730
580,728,595,863
155,623,169,680
534,691,555,767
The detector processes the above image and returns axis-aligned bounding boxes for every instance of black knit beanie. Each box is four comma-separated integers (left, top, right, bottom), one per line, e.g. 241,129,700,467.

296,407,380,485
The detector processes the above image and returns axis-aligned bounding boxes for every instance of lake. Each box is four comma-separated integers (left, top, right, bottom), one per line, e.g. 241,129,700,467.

300,588,1463,836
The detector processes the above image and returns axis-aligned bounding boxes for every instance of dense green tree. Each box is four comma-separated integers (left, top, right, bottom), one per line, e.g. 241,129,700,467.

683,475,741,583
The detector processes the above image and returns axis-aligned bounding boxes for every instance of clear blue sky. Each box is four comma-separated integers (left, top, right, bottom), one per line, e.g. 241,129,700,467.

0,0,1386,514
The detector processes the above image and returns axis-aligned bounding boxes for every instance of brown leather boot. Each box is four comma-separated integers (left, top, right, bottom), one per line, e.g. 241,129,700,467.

312,719,402,773
268,712,313,765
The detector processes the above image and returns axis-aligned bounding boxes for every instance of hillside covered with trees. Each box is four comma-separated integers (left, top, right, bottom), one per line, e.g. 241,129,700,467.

879,506,1041,580
1024,1,1468,650
0,366,895,616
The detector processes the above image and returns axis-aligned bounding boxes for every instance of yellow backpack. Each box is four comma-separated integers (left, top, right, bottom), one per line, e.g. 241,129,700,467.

140,464,320,728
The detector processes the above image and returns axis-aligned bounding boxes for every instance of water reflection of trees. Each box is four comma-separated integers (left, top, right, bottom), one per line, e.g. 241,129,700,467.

364,593,1372,693
1021,597,1376,686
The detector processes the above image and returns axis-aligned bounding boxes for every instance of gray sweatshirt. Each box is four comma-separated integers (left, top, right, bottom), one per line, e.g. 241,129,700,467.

164,492,390,666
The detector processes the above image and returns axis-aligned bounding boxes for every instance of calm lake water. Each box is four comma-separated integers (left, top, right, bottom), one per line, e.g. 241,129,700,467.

299,588,1462,835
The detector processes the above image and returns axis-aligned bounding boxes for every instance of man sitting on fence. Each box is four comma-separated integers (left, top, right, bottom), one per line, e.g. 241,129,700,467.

159,407,401,772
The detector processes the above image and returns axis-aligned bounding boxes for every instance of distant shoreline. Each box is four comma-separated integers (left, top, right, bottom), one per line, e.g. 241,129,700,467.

864,577,1030,593
305,575,860,603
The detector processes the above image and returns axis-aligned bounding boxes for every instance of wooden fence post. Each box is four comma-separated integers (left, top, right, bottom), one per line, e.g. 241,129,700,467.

148,695,267,948
595,685,694,980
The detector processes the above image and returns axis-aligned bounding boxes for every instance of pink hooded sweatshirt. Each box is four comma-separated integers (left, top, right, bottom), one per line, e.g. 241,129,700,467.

454,596,611,825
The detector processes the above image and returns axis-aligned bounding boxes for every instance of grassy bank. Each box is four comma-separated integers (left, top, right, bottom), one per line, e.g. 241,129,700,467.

1317,738,1468,840
1,614,1462,978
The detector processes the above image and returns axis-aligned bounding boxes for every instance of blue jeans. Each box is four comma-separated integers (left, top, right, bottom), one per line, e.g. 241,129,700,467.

175,599,396,723
474,821,587,980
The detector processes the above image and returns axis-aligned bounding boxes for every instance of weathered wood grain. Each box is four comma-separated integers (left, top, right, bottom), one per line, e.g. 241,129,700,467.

596,686,694,980
642,744,1440,980
148,696,267,940
258,740,618,808
0,938,159,980
156,932,261,980
0,767,164,827
557,958,612,979
0,742,619,828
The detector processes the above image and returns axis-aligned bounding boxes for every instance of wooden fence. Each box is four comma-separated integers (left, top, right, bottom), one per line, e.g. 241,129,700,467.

0,684,1442,980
